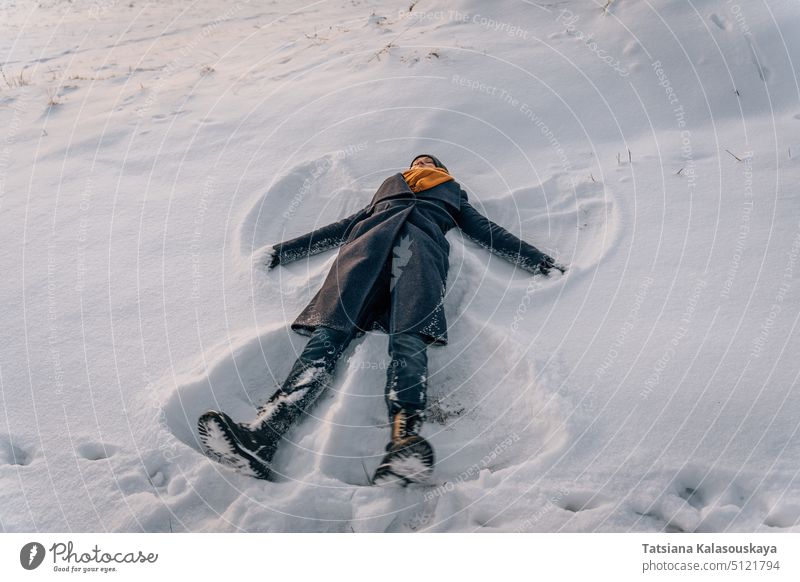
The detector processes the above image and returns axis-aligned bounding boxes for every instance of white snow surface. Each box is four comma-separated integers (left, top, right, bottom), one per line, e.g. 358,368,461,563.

2,0,800,532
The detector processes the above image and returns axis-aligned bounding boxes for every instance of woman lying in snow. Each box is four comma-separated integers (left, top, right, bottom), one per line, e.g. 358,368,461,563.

198,154,566,485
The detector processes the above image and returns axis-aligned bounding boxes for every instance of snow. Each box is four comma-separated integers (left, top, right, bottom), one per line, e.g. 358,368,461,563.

1,0,800,532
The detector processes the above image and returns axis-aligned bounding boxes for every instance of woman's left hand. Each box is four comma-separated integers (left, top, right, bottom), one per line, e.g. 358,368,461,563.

263,245,280,270
537,254,567,277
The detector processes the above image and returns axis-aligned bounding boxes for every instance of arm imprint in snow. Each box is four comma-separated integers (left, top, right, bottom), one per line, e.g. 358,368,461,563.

271,206,370,267
455,191,547,275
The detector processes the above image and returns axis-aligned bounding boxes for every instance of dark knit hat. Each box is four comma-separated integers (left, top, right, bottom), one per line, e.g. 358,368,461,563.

410,154,448,173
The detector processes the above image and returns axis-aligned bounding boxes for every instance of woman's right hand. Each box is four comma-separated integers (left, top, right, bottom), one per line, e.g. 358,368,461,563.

537,254,567,277
264,245,280,270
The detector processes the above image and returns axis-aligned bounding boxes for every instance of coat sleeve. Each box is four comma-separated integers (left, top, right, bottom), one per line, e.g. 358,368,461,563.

455,191,547,275
272,206,370,266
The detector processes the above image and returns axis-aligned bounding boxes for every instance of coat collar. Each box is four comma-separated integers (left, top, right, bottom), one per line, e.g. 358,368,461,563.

369,173,462,212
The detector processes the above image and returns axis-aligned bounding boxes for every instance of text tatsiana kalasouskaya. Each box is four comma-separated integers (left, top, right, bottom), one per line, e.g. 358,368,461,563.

642,543,777,557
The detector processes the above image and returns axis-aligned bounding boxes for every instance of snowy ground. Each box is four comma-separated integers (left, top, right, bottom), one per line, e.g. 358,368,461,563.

2,0,800,532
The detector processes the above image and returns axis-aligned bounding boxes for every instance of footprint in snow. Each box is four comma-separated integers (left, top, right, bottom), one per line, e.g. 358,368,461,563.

75,442,118,461
764,504,800,529
557,490,614,514
115,450,175,495
0,434,34,466
629,468,768,532
709,13,733,32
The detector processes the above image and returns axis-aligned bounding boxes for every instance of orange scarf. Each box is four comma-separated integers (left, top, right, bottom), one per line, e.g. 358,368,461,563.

401,167,453,193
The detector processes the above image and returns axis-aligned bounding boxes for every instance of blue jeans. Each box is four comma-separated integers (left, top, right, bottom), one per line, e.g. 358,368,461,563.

278,326,428,420
384,331,428,419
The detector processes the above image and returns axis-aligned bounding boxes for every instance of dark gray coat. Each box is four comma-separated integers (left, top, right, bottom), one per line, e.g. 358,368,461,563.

273,173,548,346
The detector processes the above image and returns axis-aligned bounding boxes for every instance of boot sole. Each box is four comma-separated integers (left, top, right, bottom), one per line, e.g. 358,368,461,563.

197,411,273,481
372,436,434,486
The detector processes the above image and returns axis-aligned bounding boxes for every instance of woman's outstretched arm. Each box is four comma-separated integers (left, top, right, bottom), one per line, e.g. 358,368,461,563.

267,206,370,268
455,191,565,276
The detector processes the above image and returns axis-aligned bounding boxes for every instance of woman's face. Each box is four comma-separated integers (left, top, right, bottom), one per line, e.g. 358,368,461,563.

411,156,437,169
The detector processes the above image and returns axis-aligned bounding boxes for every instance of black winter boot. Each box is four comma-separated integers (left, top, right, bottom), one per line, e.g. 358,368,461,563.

372,409,435,486
198,326,353,480
198,360,334,480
